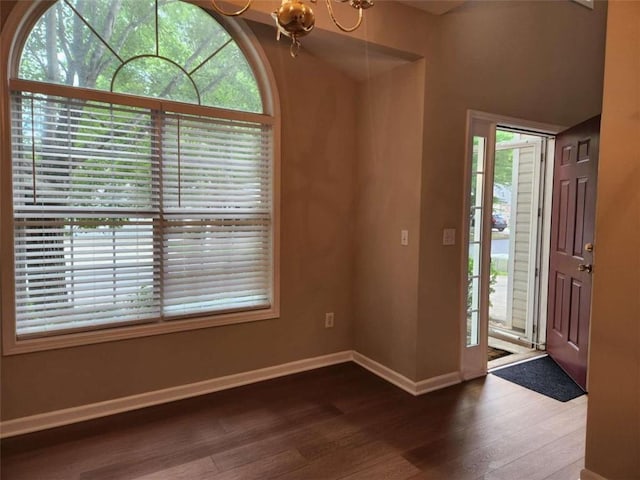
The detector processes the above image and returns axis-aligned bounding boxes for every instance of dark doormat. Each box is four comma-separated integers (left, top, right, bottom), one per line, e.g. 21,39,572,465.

490,355,586,402
488,346,511,361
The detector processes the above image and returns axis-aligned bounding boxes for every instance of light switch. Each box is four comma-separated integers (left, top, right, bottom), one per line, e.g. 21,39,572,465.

443,228,456,246
401,229,409,246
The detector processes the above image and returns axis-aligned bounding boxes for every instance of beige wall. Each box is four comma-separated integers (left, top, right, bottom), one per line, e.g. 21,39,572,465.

0,19,359,420
584,2,640,478
415,0,607,379
354,60,426,380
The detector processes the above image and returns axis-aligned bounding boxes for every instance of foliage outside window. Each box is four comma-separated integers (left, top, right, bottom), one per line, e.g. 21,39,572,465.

6,0,276,343
19,0,262,112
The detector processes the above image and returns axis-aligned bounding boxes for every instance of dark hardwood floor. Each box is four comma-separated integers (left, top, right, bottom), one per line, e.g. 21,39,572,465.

0,363,586,479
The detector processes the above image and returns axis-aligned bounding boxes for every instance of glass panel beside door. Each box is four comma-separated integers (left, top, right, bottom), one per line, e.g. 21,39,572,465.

467,135,486,347
461,117,496,380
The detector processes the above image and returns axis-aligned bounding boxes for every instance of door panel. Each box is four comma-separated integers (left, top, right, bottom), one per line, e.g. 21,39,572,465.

547,115,600,390
552,272,566,332
558,180,571,252
574,178,588,255
569,279,582,346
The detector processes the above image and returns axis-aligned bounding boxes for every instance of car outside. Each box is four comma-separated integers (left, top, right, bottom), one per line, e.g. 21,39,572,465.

492,213,508,232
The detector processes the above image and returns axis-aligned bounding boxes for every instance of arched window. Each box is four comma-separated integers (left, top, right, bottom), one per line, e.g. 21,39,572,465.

18,0,263,112
2,0,279,350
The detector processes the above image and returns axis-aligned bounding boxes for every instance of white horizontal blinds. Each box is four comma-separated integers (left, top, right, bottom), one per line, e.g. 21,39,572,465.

12,94,159,211
11,90,273,337
12,92,161,336
162,113,272,315
13,219,159,336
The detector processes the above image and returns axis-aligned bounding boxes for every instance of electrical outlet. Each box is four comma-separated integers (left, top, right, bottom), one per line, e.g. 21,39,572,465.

443,228,456,246
401,229,409,246
325,312,334,328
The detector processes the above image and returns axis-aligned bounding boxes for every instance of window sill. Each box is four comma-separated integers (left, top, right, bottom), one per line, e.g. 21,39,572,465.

2,306,280,355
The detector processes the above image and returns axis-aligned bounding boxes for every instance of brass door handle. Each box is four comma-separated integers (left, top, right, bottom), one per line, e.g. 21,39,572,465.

578,264,593,273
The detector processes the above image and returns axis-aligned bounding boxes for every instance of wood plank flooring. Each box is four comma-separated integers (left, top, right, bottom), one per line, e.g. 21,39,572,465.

0,363,587,479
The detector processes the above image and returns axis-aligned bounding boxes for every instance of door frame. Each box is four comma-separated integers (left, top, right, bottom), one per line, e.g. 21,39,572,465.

460,110,565,380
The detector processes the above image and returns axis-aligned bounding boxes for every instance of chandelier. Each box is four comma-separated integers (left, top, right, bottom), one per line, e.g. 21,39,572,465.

209,0,374,56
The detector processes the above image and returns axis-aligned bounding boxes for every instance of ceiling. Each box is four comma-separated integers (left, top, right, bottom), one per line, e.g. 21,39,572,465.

396,0,467,16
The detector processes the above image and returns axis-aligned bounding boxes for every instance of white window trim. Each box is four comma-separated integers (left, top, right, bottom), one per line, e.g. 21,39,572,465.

0,0,281,355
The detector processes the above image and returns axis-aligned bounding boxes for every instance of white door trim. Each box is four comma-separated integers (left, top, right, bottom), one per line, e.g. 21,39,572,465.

467,110,566,134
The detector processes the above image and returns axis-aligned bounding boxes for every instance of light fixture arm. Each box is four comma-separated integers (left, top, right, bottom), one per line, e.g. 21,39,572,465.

210,0,253,16
325,0,363,33
211,0,373,57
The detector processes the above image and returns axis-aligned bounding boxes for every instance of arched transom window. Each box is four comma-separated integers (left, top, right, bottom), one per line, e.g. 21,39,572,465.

4,0,278,349
19,0,262,112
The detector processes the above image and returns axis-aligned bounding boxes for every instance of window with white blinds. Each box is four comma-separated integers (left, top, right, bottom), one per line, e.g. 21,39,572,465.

11,91,273,338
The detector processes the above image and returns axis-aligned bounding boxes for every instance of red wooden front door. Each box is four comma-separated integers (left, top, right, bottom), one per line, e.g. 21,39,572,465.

547,115,600,390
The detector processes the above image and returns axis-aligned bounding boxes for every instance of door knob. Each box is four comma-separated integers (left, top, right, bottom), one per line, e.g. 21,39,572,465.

578,264,593,273
585,243,594,252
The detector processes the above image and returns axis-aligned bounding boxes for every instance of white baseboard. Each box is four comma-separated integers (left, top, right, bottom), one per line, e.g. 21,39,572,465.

415,371,462,395
461,368,487,381
580,468,608,480
0,350,352,439
352,351,417,395
1,350,462,438
352,351,461,396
